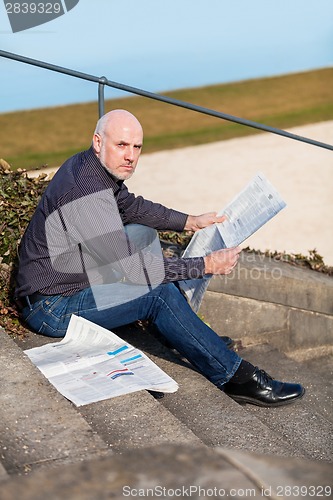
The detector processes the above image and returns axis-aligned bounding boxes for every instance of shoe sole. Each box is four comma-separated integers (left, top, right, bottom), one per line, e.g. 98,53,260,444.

228,388,306,408
221,337,235,349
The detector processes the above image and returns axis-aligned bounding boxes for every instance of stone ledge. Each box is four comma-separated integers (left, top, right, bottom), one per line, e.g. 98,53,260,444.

199,291,333,353
207,252,333,315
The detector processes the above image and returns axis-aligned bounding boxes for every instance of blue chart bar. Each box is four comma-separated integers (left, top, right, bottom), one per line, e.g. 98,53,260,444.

107,345,128,356
111,372,134,380
121,354,142,364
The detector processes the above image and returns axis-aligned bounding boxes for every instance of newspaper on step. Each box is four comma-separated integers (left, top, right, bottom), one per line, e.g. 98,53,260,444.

179,172,286,312
25,314,178,406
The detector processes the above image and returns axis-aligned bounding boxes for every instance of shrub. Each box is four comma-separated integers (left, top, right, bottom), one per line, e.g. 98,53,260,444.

0,162,49,336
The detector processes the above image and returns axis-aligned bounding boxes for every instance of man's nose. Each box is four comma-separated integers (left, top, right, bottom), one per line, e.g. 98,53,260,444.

124,147,134,162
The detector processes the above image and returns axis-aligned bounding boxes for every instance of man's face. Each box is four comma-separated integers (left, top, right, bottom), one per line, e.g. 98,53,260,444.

93,117,143,181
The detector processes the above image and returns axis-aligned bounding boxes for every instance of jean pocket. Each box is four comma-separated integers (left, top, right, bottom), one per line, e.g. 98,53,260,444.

23,296,69,337
42,295,68,318
38,321,66,338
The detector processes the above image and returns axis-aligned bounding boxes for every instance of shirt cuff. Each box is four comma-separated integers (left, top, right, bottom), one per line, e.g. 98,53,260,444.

163,256,205,282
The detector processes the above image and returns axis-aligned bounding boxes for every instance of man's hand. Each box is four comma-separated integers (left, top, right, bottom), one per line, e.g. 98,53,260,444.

184,212,227,232
204,247,241,275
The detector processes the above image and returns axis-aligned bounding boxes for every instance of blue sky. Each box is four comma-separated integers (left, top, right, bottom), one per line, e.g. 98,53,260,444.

0,0,333,112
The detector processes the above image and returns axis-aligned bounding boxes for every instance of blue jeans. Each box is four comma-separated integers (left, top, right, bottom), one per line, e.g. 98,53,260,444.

20,225,242,387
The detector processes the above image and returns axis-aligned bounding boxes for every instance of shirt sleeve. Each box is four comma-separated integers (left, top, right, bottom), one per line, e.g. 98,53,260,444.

117,183,188,231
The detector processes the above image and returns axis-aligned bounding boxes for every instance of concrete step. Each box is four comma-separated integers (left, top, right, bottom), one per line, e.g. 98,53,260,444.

9,319,332,470
118,325,333,462
237,344,333,462
0,328,110,475
78,378,205,453
12,324,293,458
303,352,333,373
0,461,9,482
13,325,205,453
119,326,296,455
1,443,331,500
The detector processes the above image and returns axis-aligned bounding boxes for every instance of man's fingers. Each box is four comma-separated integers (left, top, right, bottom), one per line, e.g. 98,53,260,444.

218,246,241,259
195,212,228,229
204,247,242,275
215,214,227,224
229,246,242,255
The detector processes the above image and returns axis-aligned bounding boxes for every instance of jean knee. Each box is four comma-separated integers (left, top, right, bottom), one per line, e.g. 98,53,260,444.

157,282,184,305
124,224,159,249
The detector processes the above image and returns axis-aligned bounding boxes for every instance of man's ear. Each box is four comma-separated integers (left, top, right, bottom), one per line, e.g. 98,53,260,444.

92,133,102,154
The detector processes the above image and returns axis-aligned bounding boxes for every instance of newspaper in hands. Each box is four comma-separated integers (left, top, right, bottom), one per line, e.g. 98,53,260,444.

179,172,286,311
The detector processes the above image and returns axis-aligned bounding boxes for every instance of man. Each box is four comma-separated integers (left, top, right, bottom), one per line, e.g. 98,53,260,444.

15,109,304,407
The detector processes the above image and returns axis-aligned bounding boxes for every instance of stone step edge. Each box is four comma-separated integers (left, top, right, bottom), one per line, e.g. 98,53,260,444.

5,327,207,464
1,443,332,499
0,327,110,475
4,320,331,471
11,325,297,460
117,326,315,458
239,342,333,423
0,462,9,482
283,344,333,362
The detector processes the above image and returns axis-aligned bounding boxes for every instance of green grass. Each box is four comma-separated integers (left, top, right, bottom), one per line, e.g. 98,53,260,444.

1,67,332,170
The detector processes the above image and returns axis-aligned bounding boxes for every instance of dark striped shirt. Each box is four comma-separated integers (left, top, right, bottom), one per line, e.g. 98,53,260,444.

15,147,205,297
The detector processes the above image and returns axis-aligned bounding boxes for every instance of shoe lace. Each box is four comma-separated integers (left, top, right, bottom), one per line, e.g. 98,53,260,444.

256,368,274,386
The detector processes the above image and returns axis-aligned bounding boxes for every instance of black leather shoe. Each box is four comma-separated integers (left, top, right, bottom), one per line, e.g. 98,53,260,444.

224,367,305,407
147,390,165,399
221,336,234,349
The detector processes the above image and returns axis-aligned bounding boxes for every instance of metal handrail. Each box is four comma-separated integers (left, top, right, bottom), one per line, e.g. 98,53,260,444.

1,49,332,151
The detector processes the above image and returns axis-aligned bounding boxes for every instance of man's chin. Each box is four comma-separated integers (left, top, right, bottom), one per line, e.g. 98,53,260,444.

116,170,135,181
102,164,135,181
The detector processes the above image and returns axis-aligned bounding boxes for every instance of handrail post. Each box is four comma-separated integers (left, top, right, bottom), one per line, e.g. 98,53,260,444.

98,76,107,118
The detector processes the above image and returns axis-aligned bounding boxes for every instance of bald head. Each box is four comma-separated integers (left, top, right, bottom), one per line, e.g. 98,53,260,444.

94,109,143,138
92,109,143,181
